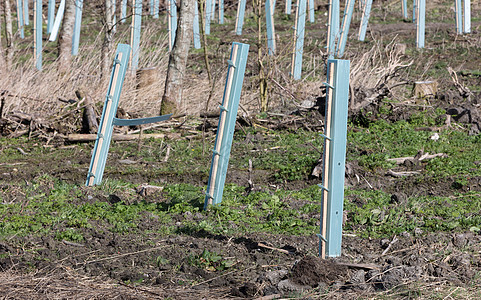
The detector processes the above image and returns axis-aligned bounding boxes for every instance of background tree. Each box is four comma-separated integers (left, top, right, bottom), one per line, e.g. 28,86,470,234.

3,0,13,68
101,0,115,77
160,0,195,115
57,0,76,73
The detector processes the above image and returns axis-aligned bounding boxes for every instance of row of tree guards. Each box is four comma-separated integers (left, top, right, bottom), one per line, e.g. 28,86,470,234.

88,41,349,258
12,0,471,74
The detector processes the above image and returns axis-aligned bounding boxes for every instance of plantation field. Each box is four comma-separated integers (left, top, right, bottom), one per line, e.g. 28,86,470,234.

1,0,481,299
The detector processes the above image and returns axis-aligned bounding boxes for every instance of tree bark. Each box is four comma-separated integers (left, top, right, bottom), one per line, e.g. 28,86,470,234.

0,2,5,69
3,0,14,68
57,0,76,73
101,0,115,77
160,0,195,115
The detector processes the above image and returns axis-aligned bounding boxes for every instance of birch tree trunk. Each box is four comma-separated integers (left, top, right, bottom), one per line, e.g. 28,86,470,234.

101,0,115,77
57,0,76,73
160,0,195,115
3,0,14,68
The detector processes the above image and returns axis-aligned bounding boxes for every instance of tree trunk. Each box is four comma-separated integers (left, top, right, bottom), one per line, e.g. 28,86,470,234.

101,0,115,77
160,0,195,115
0,2,5,69
3,0,14,67
57,0,76,73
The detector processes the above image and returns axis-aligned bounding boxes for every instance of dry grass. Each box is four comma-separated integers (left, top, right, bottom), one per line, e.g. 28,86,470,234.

0,269,235,299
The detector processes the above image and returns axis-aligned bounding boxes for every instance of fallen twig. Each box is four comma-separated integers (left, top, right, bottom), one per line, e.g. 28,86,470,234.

78,245,168,265
257,242,291,255
387,152,447,164
381,235,399,256
66,133,181,142
386,170,420,177
62,240,85,247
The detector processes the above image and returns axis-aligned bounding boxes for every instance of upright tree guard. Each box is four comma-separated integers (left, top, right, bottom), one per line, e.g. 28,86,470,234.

336,0,355,58
150,0,154,15
168,0,177,50
49,0,65,41
16,0,25,38
33,0,42,70
23,0,29,25
416,0,425,48
211,0,216,23
463,0,470,33
327,0,340,58
154,0,159,18
130,0,142,70
285,0,291,14
401,0,407,19
205,0,212,34
72,0,84,56
291,0,307,79
319,59,350,258
219,0,224,23
47,0,55,34
308,0,314,22
193,1,201,49
266,0,276,55
204,42,250,209
235,0,247,35
121,0,127,23
358,0,372,41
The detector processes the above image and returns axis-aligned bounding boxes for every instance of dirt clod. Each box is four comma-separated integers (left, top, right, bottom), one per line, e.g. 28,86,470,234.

289,256,348,287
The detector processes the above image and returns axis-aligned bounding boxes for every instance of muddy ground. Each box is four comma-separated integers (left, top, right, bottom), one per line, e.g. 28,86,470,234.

1,90,481,299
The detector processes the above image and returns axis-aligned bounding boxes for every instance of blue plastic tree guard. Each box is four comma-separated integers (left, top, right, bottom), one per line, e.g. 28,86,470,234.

308,0,314,22
23,0,29,25
72,0,83,56
336,0,355,58
193,1,201,49
211,0,216,23
121,0,127,23
205,0,212,34
327,0,340,58
416,0,425,48
34,0,42,70
266,0,276,55
235,0,247,35
131,0,142,70
285,0,291,14
219,0,224,24
319,59,350,258
154,0,159,18
150,0,155,15
358,0,372,41
168,0,177,50
204,42,250,209
47,0,55,34
291,0,307,80
49,0,65,41
86,44,131,186
86,44,172,186
463,0,470,33
16,0,25,38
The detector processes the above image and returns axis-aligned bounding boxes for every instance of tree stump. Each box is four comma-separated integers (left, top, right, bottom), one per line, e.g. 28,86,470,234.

414,81,438,98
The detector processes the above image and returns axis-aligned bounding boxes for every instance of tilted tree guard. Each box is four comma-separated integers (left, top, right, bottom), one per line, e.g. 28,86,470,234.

86,44,172,186
204,42,250,208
